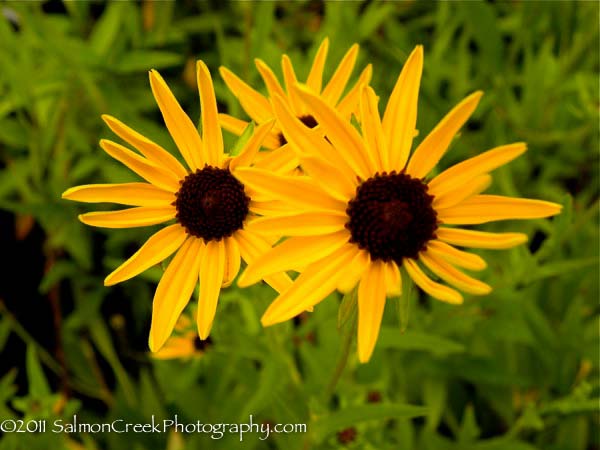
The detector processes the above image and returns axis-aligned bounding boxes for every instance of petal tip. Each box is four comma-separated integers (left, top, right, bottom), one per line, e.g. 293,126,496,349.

358,350,372,364
260,312,277,327
100,114,113,124
104,272,119,287
61,187,74,199
197,327,211,341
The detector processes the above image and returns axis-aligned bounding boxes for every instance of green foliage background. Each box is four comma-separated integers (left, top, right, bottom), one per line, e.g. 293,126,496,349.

0,1,598,449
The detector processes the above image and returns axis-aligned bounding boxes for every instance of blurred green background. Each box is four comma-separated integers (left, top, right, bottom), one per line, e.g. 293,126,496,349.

0,1,598,449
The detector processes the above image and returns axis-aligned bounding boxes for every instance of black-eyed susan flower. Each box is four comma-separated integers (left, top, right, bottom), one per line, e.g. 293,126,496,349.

219,37,372,173
151,315,206,360
62,61,291,352
234,46,562,363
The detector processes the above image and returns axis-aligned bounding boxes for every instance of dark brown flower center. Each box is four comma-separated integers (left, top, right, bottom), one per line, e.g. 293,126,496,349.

278,114,318,146
345,171,438,262
174,166,249,241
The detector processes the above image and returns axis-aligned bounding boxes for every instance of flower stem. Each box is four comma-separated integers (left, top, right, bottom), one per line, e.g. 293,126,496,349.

325,289,358,399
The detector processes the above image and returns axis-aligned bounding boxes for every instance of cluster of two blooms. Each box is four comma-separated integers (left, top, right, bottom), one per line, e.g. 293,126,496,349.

62,38,561,362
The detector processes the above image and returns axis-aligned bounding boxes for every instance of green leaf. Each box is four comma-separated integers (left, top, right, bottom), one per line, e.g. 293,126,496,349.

139,369,166,420
458,1,502,71
238,360,282,422
229,122,255,157
0,118,29,148
249,2,275,58
26,346,51,397
424,379,446,431
89,319,136,406
312,404,428,442
458,404,481,443
0,369,18,419
38,261,78,294
114,51,184,74
89,2,127,57
517,403,544,432
528,257,599,283
378,329,465,357
358,2,395,40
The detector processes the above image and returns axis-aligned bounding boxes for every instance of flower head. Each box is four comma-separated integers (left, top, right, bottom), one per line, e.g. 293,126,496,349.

235,46,562,363
219,38,372,173
151,315,206,360
62,61,291,352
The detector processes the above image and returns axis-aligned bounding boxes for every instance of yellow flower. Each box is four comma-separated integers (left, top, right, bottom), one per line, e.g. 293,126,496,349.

219,37,372,173
234,46,562,363
151,315,204,360
62,62,292,352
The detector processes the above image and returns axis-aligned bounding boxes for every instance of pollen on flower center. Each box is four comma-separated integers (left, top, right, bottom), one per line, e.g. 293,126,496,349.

345,171,438,262
174,166,249,241
278,114,318,146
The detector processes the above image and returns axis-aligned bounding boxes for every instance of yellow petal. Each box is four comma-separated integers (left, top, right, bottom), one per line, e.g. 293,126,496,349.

229,120,276,171
197,61,224,166
306,38,329,93
104,224,187,286
382,46,423,170
152,336,197,360
248,199,296,215
62,183,174,207
293,84,374,179
336,64,373,119
238,230,351,287
219,114,281,150
428,143,527,197
270,93,357,192
426,240,487,271
358,261,387,362
100,140,180,192
101,115,188,179
149,70,204,170
218,113,248,134
197,240,225,339
407,91,483,179
79,206,175,228
299,154,357,202
432,174,492,210
359,85,387,172
255,58,287,99
246,210,348,236
250,143,300,174
337,248,370,294
383,261,402,297
234,167,346,212
420,251,491,295
222,236,241,288
403,258,463,304
234,229,293,294
149,237,203,352
261,244,359,325
436,228,529,249
321,43,359,106
219,66,273,124
281,54,307,116
437,195,562,225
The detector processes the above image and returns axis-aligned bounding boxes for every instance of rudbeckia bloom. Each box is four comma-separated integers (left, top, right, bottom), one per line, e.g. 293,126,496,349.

152,316,206,360
62,61,291,352
235,46,562,362
219,37,372,173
